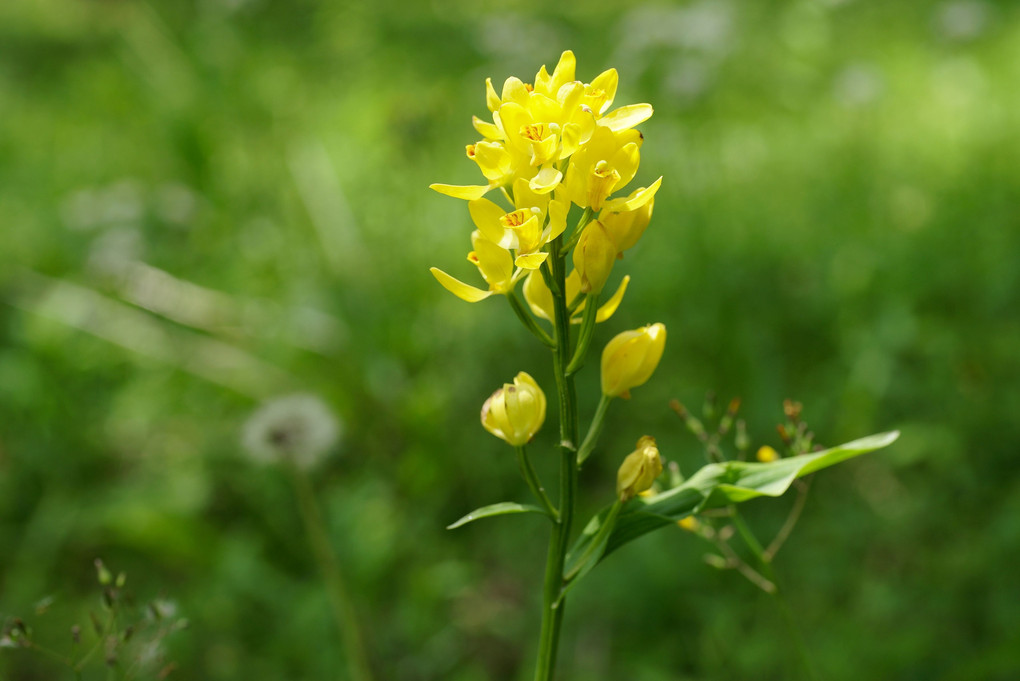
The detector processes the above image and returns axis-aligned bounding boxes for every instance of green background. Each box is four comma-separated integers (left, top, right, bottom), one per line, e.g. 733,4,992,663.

1,0,1018,679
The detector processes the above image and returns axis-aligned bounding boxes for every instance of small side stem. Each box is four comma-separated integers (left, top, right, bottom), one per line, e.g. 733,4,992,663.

290,466,375,681
566,292,599,375
765,479,811,561
563,500,622,582
508,292,555,348
516,445,560,521
730,507,821,681
577,394,612,467
74,608,116,674
563,207,595,252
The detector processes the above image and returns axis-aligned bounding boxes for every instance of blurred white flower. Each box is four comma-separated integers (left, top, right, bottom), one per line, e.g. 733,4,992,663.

833,64,884,107
617,2,735,56
242,393,341,469
936,1,989,42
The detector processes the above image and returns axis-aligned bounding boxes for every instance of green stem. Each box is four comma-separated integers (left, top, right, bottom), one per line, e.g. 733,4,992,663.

730,507,821,681
26,641,73,668
508,292,555,349
74,607,116,674
567,291,585,316
533,235,579,681
577,394,612,466
563,500,622,582
565,292,599,376
516,445,560,521
563,207,595,252
291,466,375,681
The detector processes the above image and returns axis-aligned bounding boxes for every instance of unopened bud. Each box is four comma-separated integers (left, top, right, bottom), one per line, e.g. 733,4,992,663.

783,399,803,422
678,516,701,533
777,423,791,444
481,371,547,446
704,554,729,569
703,391,717,420
735,419,750,451
601,323,666,398
572,220,617,294
668,460,684,487
95,559,111,586
616,436,663,502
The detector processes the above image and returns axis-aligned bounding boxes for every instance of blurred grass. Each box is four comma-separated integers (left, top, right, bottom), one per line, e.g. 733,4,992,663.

1,0,1019,679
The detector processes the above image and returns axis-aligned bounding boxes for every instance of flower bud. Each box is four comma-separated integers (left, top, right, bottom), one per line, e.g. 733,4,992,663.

616,436,663,502
677,516,701,533
601,323,667,398
481,371,546,446
572,220,617,294
756,445,780,463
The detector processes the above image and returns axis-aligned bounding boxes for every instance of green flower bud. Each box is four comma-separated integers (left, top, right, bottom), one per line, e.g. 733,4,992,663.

617,436,663,502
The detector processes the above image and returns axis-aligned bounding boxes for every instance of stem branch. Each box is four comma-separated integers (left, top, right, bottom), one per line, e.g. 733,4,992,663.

516,445,560,521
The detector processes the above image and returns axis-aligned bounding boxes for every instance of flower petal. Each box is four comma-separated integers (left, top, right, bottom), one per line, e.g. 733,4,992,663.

472,116,502,140
599,103,654,132
549,50,576,92
596,275,630,322
515,252,549,269
589,68,619,114
529,166,563,194
469,198,510,244
430,267,493,302
430,183,491,200
601,177,662,213
485,78,501,112
523,269,554,321
546,199,568,240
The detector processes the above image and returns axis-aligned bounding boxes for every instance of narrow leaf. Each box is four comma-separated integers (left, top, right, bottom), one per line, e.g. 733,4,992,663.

447,502,546,529
565,431,899,580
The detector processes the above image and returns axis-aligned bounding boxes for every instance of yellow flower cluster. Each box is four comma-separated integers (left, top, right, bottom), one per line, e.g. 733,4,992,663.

429,50,662,304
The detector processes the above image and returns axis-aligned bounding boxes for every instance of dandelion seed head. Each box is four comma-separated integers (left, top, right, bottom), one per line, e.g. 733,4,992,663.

242,393,341,469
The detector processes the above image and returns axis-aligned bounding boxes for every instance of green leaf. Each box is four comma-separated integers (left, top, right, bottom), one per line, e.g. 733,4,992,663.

565,431,899,580
446,502,547,529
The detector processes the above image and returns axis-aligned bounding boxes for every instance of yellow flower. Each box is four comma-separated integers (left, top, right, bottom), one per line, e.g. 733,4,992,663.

481,372,547,446
522,270,630,324
430,50,653,202
617,436,663,502
601,323,667,398
599,177,662,253
563,126,642,211
467,179,568,270
430,231,516,302
756,446,780,463
572,220,617,294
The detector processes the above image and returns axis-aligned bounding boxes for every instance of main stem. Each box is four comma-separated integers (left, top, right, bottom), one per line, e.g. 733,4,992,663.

534,236,579,681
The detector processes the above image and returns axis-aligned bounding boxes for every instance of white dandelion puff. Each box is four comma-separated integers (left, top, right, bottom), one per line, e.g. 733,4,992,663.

242,393,341,469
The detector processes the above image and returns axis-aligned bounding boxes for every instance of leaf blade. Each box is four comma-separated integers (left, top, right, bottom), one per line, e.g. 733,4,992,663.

565,431,899,579
446,502,547,530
